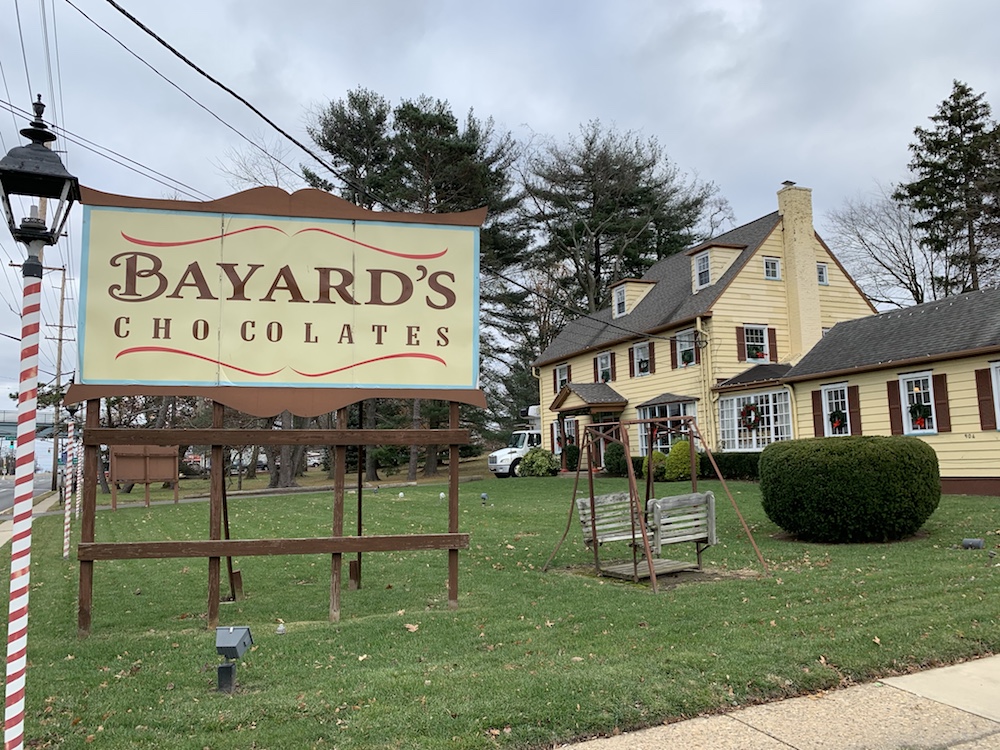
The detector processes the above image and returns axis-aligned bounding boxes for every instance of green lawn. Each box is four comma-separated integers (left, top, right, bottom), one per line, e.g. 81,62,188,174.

10,477,999,749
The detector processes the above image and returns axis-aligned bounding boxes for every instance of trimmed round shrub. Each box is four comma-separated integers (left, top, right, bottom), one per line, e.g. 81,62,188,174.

631,455,645,478
563,444,580,472
760,436,940,543
603,443,628,477
518,447,560,476
642,450,667,482
664,440,691,481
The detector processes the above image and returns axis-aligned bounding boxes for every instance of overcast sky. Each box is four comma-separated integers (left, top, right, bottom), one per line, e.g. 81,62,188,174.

0,0,997,398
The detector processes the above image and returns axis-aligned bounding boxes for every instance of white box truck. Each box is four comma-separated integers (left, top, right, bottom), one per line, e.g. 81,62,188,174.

487,405,542,478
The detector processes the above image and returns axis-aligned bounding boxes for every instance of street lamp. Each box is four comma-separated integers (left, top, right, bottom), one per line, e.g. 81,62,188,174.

0,96,79,750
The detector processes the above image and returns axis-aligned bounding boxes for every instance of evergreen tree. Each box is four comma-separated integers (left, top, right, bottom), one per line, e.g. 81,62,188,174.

523,121,730,314
894,80,1000,292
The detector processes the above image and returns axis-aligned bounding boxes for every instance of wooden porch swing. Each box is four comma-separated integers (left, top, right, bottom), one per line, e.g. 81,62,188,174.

543,416,767,593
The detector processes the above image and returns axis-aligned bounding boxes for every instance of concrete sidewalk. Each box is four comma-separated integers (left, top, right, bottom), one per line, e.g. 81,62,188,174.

0,492,61,547
561,656,1000,749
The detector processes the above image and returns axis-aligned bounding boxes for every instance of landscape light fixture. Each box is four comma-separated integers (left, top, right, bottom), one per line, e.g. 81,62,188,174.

0,96,79,750
215,626,253,693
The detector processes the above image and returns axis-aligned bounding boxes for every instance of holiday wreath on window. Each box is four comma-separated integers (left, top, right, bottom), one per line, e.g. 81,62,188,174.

909,401,931,429
828,408,847,431
739,402,761,430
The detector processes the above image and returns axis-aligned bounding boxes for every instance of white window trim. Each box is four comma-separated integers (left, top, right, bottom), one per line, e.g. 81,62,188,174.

743,324,769,362
613,286,626,318
633,342,651,377
555,364,569,391
596,352,612,383
899,371,936,435
676,328,696,367
821,383,850,437
694,251,710,290
817,262,829,285
718,390,793,452
638,402,696,456
764,256,781,280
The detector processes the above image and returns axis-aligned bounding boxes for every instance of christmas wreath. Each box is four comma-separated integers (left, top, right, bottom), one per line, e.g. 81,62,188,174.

909,402,932,429
828,409,847,431
739,402,761,431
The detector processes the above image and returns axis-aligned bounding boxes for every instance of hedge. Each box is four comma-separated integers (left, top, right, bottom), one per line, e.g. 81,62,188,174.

759,436,940,543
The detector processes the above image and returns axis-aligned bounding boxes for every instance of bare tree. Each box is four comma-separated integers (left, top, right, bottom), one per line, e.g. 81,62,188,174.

825,184,961,307
215,133,304,192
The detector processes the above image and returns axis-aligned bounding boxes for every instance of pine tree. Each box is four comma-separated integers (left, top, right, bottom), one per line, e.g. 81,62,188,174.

894,80,1000,292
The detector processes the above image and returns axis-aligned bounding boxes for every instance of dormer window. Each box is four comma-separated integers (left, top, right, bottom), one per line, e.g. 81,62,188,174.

613,286,626,318
694,251,710,289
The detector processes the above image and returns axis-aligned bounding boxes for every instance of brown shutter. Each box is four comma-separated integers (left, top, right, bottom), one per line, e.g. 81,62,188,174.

647,341,656,374
768,327,778,363
975,368,997,431
811,390,824,437
848,385,862,435
593,357,599,382
694,337,701,365
550,423,555,452
887,380,903,435
566,364,572,383
736,326,746,361
610,353,617,381
628,348,635,378
933,373,951,433
670,338,678,369
552,369,557,394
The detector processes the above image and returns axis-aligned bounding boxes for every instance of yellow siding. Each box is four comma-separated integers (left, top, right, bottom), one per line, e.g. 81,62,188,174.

623,281,655,314
790,356,1000,479
817,251,875,328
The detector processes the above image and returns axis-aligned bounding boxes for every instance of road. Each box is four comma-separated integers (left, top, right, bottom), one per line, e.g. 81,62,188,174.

0,472,56,513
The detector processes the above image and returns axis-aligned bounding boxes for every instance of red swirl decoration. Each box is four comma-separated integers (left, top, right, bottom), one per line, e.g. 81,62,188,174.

120,224,447,259
292,352,446,378
114,346,284,377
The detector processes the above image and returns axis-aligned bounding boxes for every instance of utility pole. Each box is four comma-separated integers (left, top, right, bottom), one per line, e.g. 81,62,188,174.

46,266,72,490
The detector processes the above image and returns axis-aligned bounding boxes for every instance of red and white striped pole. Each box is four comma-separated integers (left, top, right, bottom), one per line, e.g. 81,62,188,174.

61,418,74,559
4,246,44,750
74,427,83,521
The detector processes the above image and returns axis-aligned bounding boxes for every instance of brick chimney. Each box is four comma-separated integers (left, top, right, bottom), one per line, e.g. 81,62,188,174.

777,183,823,361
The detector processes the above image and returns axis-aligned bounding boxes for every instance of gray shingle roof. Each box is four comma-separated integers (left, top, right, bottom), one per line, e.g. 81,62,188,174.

717,363,793,389
562,382,627,405
636,391,701,408
533,212,781,366
785,288,1000,380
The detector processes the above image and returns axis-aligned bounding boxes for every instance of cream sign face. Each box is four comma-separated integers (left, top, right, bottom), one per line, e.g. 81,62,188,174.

79,204,480,389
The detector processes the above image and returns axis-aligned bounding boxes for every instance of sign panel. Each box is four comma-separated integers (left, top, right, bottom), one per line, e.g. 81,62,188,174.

79,203,480,389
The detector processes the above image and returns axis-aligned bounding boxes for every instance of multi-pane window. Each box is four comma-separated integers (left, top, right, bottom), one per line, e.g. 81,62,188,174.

718,391,792,451
633,342,651,377
822,383,850,436
638,401,696,456
694,251,710,289
596,352,612,382
817,262,829,285
900,372,935,433
614,286,626,317
676,329,696,367
744,325,768,361
764,257,781,280
555,364,569,392
552,420,576,454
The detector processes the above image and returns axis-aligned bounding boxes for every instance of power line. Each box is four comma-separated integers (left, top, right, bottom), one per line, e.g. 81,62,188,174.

96,0,401,211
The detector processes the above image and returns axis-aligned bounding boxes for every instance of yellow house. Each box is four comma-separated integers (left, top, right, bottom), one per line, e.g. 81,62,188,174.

768,289,1000,495
533,183,875,464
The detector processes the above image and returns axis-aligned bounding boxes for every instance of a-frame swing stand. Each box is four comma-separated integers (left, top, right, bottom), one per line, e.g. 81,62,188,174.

543,416,768,592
